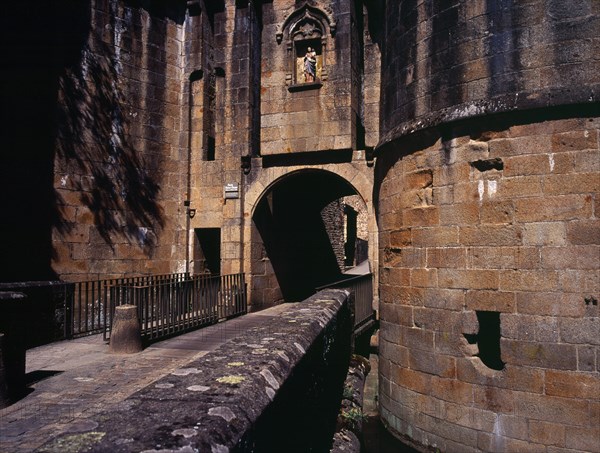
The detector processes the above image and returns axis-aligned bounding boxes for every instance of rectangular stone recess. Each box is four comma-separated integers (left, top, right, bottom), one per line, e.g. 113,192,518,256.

40,289,352,452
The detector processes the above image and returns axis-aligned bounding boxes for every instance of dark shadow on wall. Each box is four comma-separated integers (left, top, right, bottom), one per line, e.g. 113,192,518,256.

56,33,165,250
253,171,357,302
0,1,91,281
123,0,187,24
0,1,168,282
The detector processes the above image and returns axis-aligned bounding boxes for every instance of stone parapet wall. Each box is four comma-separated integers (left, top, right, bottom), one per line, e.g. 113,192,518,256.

40,289,352,452
375,113,600,452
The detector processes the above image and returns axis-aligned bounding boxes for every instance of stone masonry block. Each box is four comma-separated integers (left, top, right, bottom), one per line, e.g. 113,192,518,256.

565,426,600,452
504,154,550,177
426,247,467,269
522,222,567,246
408,349,456,378
514,194,593,222
577,346,597,372
438,269,499,290
541,245,600,270
499,270,559,292
412,226,459,246
551,130,598,153
459,225,522,246
545,370,600,400
466,290,515,313
560,317,600,345
501,339,577,370
515,392,590,426
473,386,515,414
567,220,600,245
543,172,600,196
558,269,600,293
528,420,566,448
423,288,465,311
480,200,515,224
439,203,480,225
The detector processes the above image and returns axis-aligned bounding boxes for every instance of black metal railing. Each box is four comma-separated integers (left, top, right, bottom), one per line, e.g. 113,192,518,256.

107,273,247,341
63,272,246,342
316,273,374,329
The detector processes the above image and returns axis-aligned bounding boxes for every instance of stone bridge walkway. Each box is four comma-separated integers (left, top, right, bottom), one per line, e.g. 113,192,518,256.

0,305,288,452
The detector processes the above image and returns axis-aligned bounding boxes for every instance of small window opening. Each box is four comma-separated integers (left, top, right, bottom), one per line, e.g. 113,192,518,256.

193,228,221,275
464,311,505,371
206,136,215,161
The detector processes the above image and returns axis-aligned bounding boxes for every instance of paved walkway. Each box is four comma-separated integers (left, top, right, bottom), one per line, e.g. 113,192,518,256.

0,305,288,452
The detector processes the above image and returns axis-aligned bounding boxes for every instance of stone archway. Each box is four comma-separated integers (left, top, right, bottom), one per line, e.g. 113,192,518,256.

243,164,377,311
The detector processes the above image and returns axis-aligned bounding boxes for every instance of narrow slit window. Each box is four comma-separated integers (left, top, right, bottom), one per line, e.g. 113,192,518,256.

466,311,505,371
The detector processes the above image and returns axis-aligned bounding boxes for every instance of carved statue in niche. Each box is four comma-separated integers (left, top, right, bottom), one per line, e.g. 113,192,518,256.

304,47,317,82
277,3,335,88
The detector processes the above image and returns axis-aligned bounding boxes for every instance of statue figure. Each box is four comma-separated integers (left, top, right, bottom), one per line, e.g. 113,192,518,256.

304,47,317,83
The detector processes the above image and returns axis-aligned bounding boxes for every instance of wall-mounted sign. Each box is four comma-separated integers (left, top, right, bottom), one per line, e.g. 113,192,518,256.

224,183,239,199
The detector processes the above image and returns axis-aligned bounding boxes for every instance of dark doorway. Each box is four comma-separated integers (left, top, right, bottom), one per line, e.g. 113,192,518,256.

252,171,364,302
193,228,220,275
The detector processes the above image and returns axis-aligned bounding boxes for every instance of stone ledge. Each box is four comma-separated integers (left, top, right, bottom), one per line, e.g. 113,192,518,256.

40,289,350,453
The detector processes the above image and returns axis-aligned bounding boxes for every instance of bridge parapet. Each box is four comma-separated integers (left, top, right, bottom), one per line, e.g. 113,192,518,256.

40,289,352,452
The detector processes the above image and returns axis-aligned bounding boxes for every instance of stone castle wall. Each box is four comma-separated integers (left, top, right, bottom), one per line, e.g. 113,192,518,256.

376,1,599,451
260,0,356,154
380,0,599,145
52,0,189,280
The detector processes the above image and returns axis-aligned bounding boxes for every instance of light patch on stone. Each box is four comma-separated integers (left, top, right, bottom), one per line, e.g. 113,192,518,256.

216,375,245,385
478,180,485,201
261,337,276,342
211,444,229,453
65,419,99,433
277,351,290,362
227,362,245,367
155,383,175,389
187,385,210,392
260,369,279,390
142,447,198,453
172,368,201,376
487,180,497,197
288,319,297,323
549,153,555,172
115,438,134,445
172,428,198,438
60,175,69,187
294,342,306,354
48,432,106,452
208,406,236,423
74,377,95,382
265,387,276,400
251,348,268,355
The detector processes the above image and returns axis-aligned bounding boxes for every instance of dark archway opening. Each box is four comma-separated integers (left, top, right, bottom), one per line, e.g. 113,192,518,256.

252,171,365,304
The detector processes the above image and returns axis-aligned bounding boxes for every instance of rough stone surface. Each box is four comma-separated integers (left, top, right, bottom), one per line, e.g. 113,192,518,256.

38,289,350,452
376,2,599,450
377,109,600,453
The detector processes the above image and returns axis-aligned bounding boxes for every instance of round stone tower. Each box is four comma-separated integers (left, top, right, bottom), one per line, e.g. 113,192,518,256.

375,1,599,452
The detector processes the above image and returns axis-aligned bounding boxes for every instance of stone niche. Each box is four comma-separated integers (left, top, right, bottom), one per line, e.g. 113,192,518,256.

261,1,355,155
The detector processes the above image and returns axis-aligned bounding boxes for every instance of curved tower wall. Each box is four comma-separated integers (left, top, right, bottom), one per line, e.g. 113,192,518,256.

376,1,599,452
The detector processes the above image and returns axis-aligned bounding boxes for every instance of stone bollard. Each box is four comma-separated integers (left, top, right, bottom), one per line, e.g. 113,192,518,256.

0,291,27,406
109,304,143,354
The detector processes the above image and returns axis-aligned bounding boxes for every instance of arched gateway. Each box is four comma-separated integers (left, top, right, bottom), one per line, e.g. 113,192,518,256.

244,166,377,311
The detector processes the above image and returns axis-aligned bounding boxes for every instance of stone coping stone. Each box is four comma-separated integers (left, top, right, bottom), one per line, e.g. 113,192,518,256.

39,289,350,453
